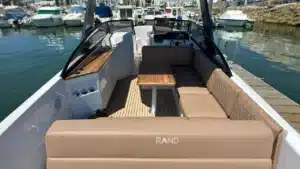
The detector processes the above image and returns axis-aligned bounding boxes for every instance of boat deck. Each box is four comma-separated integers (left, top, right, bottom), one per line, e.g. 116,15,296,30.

103,76,178,117
230,63,300,132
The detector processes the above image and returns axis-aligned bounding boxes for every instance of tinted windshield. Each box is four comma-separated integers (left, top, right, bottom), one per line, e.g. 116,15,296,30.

38,10,60,15
155,11,162,15
61,20,135,78
147,11,154,15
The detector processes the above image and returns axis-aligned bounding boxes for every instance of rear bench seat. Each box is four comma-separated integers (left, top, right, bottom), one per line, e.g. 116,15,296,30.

141,46,226,118
46,118,274,169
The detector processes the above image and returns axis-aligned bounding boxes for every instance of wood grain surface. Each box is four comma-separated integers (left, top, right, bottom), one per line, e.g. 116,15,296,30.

65,51,112,80
137,74,176,86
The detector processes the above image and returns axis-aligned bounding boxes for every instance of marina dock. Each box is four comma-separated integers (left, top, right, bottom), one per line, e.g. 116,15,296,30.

230,63,300,132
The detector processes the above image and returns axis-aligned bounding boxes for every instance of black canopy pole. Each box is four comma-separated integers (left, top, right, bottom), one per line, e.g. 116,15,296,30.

199,0,213,39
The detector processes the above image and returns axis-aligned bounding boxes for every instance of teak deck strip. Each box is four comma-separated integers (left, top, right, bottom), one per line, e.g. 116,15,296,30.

230,63,300,132
100,76,178,117
65,51,113,80
137,74,176,86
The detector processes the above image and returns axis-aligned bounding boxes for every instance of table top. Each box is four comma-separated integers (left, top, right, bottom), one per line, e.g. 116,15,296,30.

137,74,176,86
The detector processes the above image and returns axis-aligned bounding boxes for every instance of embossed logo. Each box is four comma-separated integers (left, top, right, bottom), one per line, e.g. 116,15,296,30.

156,136,179,144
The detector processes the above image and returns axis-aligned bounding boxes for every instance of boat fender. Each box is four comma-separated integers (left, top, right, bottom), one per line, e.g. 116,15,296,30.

50,17,54,22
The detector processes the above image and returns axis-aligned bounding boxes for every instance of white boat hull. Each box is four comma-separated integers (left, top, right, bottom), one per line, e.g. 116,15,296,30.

64,19,82,27
218,19,247,27
0,20,12,28
32,17,64,27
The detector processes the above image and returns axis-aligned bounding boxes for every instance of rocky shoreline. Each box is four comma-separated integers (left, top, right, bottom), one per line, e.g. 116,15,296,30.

213,2,300,26
242,3,300,26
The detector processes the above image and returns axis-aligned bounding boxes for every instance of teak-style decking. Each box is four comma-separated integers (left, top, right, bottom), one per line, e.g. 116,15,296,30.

103,76,178,117
230,63,300,132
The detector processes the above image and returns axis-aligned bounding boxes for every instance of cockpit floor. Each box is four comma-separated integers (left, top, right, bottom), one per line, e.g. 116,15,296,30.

103,76,178,118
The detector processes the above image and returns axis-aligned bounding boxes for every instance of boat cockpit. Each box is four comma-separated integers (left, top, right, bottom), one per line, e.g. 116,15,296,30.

46,18,284,169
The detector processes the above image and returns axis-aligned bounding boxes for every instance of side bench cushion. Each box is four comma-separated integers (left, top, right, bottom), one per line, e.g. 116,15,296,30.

46,118,273,159
231,91,282,137
179,94,227,118
172,66,210,95
207,69,242,117
177,86,210,95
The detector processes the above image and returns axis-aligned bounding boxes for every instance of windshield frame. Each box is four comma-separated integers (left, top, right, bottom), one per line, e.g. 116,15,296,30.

61,20,135,78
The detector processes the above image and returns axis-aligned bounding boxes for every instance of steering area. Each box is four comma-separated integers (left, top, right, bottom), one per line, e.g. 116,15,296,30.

153,31,190,47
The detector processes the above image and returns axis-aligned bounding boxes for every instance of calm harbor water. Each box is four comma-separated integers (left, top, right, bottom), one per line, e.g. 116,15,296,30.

214,23,300,104
0,23,299,121
0,27,81,121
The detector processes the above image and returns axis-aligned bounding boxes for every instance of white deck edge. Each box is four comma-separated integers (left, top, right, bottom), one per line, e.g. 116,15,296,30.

231,71,300,154
0,71,62,136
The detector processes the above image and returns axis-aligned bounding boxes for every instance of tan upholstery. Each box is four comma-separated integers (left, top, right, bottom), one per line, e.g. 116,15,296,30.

46,118,274,159
207,70,242,117
48,158,272,169
179,94,227,118
230,91,283,166
177,86,210,95
141,46,193,66
231,92,282,137
172,66,210,94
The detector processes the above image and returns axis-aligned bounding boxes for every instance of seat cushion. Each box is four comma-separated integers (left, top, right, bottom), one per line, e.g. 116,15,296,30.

172,66,202,86
177,86,210,95
48,158,272,169
231,92,282,137
46,118,273,158
179,94,227,118
207,70,242,117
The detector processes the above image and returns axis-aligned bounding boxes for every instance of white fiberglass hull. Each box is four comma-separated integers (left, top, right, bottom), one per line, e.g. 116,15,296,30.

218,19,247,27
0,20,12,28
32,16,64,27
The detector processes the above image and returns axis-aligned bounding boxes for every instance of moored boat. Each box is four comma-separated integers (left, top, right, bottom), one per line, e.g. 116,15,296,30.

94,3,113,24
32,6,64,27
114,5,137,25
0,4,11,28
217,10,248,27
63,5,85,27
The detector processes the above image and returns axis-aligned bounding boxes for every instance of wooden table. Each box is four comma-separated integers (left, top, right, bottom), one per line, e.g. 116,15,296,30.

137,74,176,114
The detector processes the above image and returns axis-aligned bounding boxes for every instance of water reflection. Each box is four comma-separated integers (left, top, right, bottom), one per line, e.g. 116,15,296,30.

0,27,81,120
215,23,300,72
0,27,82,51
214,23,300,103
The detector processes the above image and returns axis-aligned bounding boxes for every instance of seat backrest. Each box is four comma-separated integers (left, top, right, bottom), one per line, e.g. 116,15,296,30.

46,118,274,159
207,70,242,117
142,46,193,66
231,91,282,138
230,91,283,167
193,49,219,86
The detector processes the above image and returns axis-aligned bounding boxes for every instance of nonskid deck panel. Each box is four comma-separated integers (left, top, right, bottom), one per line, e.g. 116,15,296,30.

102,76,178,118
